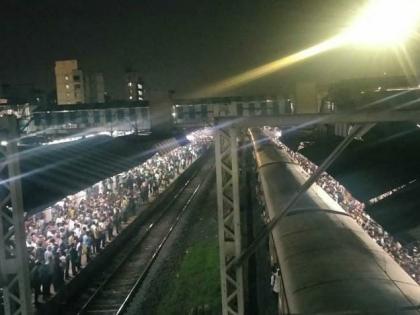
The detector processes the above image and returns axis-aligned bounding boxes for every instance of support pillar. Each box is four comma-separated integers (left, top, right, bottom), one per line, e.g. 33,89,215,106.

0,116,32,315
215,128,244,315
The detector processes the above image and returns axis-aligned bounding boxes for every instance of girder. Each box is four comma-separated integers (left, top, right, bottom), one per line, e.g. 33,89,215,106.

0,116,32,315
215,128,244,315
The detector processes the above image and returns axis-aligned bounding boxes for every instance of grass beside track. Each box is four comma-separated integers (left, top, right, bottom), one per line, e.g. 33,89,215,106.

156,241,220,314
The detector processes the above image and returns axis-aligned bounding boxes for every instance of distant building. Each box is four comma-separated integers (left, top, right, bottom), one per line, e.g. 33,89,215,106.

0,84,7,104
55,60,85,105
0,83,47,105
55,60,105,105
85,73,105,104
125,71,144,101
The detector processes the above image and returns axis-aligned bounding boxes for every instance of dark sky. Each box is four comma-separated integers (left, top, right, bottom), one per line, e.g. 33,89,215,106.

0,0,415,99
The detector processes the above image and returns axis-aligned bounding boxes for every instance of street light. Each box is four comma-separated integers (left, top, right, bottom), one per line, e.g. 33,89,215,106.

343,0,420,46
194,0,420,96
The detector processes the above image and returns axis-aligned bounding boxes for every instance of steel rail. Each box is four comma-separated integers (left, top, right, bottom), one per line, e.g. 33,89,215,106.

116,183,202,314
77,167,203,315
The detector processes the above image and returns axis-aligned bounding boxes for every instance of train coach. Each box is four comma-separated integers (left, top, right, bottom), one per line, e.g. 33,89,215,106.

172,96,294,126
249,128,420,314
25,102,151,136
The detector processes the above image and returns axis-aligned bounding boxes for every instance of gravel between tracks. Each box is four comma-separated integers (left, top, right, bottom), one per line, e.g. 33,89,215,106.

125,157,219,315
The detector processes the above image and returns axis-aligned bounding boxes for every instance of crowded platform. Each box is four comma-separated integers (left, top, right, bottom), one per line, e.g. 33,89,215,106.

265,129,420,285
24,130,211,303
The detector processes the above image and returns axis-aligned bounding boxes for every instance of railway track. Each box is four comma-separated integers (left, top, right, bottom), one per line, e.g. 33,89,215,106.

60,161,211,315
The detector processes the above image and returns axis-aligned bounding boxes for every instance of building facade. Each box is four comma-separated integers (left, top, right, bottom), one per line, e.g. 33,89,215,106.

85,73,105,104
125,71,144,101
55,60,85,105
55,60,105,105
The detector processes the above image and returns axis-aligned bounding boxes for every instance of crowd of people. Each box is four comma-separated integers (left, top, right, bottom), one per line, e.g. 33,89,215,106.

265,130,420,285
23,131,210,304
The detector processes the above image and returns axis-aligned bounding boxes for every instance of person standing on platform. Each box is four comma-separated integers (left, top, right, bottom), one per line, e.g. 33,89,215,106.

52,254,64,293
271,266,281,295
69,243,78,276
31,260,42,305
40,259,52,299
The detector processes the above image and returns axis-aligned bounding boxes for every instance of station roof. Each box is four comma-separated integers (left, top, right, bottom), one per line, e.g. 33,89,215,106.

5,134,164,215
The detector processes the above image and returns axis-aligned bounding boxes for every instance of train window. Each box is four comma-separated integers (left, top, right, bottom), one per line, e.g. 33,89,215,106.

201,105,207,118
94,111,101,123
237,103,243,116
220,104,228,116
140,107,148,118
261,102,267,115
57,112,65,124
51,112,58,125
44,113,52,126
249,103,255,115
69,111,76,121
273,102,280,115
117,109,125,121
177,107,184,119
284,101,290,114
105,110,113,122
82,111,89,124
188,106,195,119
129,108,136,120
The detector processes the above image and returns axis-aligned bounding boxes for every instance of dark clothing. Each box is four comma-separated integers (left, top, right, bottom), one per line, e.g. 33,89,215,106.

35,247,45,263
69,247,79,275
30,264,42,304
52,258,64,292
40,263,52,297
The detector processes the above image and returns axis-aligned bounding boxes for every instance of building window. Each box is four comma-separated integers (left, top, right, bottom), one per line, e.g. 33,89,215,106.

73,75,80,81
129,96,133,100
137,84,142,89
65,75,69,81
138,96,143,101
65,84,70,89
138,90,143,95
75,84,81,89
128,82,133,87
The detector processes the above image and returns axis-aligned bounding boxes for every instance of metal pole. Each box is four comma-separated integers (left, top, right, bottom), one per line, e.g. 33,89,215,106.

215,128,244,315
0,115,32,315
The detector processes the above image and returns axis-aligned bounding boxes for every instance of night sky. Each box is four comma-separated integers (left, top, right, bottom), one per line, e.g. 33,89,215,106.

0,0,415,99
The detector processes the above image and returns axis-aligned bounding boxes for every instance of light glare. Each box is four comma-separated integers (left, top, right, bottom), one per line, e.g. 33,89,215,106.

344,0,420,46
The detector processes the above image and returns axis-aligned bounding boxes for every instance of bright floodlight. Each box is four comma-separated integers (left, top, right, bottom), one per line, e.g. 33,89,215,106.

344,0,420,46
